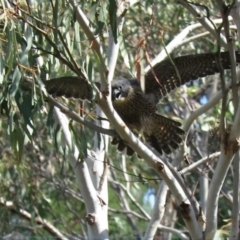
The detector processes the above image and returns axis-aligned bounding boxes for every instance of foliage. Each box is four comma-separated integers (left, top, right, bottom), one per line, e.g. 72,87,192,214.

0,0,239,239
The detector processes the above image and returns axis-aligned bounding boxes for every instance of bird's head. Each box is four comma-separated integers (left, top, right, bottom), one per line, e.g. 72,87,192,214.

111,78,132,102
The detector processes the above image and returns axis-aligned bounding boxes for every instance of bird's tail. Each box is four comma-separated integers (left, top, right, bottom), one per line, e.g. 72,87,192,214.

112,114,184,156
144,114,185,155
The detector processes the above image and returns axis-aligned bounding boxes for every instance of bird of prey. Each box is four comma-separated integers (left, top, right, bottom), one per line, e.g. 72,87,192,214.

45,51,240,156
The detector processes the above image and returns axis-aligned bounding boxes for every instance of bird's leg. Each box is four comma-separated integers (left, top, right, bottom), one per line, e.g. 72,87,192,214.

111,130,140,156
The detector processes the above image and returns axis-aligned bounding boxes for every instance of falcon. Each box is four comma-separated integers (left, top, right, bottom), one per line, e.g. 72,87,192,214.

45,51,240,155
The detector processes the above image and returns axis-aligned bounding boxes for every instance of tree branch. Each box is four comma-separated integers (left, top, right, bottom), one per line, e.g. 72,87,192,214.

97,92,202,239
0,197,69,240
178,0,227,47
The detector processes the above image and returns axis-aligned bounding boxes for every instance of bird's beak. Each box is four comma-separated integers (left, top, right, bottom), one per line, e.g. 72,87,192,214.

112,88,122,100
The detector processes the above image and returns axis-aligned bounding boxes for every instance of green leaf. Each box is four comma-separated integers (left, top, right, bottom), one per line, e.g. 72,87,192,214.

109,0,118,43
6,27,16,77
9,126,24,160
88,3,98,23
69,122,87,160
10,66,22,96
15,92,34,128
119,34,131,69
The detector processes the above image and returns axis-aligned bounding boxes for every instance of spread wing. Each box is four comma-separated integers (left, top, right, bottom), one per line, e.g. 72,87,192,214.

144,51,240,102
45,76,93,101
45,52,240,103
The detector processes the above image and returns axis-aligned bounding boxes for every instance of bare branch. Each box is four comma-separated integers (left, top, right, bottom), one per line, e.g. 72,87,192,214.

0,198,69,240
53,108,109,239
47,95,116,137
144,182,169,240
230,153,240,240
146,18,232,70
110,165,142,238
178,0,227,47
157,225,189,240
179,152,221,175
109,178,151,220
205,2,239,238
182,81,234,133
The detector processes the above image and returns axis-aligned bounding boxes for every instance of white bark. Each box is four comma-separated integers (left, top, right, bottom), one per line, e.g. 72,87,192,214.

230,153,240,240
54,108,109,239
230,3,240,238
144,182,169,240
205,102,240,239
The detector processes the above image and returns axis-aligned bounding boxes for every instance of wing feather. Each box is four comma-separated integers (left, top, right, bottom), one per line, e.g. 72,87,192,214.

144,51,240,102
45,76,93,101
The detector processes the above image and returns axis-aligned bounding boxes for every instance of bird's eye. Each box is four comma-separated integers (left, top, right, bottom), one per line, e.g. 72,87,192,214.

118,86,122,91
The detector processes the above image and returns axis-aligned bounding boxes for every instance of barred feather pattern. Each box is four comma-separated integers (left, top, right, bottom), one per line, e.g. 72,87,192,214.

45,51,240,156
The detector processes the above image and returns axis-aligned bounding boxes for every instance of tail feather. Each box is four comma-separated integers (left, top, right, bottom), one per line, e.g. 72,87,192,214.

144,114,184,155
111,114,184,156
